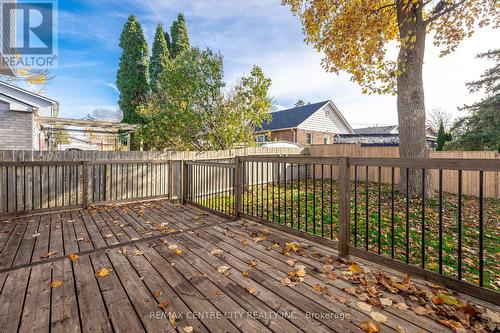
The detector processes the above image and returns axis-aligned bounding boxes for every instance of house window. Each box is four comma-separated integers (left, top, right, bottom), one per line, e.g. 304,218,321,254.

255,134,268,143
323,136,329,144
306,133,313,145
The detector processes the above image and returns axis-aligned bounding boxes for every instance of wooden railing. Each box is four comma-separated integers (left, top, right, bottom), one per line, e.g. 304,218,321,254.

0,160,173,215
183,156,500,302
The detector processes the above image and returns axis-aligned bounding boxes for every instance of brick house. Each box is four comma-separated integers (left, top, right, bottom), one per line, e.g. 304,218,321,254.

255,100,354,146
0,81,59,150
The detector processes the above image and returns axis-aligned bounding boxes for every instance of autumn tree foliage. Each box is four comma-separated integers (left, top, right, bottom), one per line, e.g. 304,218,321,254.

282,0,499,195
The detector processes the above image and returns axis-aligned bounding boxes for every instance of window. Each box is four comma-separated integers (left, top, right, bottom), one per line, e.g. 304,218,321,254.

323,136,329,144
255,134,268,143
306,133,313,145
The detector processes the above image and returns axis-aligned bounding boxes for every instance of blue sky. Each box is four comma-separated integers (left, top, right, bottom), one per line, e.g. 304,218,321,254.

45,0,498,127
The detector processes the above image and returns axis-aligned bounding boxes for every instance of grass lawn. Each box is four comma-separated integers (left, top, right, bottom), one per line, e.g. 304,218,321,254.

202,178,499,290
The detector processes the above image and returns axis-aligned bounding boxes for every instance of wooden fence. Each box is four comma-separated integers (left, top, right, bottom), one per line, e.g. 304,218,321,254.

309,145,499,198
0,147,305,214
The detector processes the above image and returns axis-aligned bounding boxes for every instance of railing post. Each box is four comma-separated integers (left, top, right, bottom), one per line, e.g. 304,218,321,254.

168,160,173,200
338,157,350,257
234,156,241,219
182,161,188,205
82,161,89,209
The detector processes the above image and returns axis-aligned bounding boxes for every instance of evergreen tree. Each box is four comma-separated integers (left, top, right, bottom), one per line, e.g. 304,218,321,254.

436,121,447,151
170,13,190,58
116,15,149,124
164,31,172,56
150,24,170,93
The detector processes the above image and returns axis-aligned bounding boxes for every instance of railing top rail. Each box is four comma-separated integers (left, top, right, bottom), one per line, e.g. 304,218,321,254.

0,160,173,167
240,155,342,165
185,160,236,168
348,157,500,172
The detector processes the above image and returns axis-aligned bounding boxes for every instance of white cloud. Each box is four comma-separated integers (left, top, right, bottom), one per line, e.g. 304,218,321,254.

106,83,119,93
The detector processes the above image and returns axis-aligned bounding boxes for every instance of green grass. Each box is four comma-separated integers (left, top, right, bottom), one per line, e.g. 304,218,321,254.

200,178,499,290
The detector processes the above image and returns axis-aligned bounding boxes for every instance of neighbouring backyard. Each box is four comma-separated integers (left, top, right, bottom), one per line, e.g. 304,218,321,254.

202,179,499,290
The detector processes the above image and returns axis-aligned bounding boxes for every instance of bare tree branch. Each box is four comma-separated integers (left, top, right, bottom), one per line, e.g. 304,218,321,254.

425,0,467,24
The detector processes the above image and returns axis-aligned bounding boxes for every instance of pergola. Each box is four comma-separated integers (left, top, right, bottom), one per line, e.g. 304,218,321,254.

35,116,138,150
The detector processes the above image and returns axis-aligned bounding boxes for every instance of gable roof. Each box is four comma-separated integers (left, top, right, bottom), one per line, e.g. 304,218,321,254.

258,101,331,131
354,125,397,135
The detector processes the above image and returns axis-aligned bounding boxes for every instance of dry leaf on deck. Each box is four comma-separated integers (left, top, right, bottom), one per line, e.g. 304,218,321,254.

104,234,113,239
173,248,183,255
32,233,41,238
159,300,171,310
242,271,250,278
169,313,177,328
286,259,297,266
133,250,144,256
412,306,427,316
182,326,193,333
51,280,63,288
284,242,301,253
370,312,387,323
67,253,79,261
348,263,364,273
357,302,372,312
394,302,408,311
246,286,257,294
380,297,392,307
153,290,163,297
248,260,258,267
361,321,379,333
95,267,112,278
210,249,223,255
217,265,231,275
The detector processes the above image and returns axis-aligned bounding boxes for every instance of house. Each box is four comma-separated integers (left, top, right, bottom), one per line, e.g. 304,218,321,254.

334,125,438,148
0,80,59,150
0,81,136,151
255,100,354,146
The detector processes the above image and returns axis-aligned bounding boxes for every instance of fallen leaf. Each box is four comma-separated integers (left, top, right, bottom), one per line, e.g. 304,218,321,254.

159,300,170,310
357,302,372,312
32,233,41,238
395,325,407,333
210,249,223,255
173,248,183,255
370,312,387,323
281,276,296,287
432,296,443,305
40,251,58,259
294,265,306,277
182,326,193,333
437,293,460,306
380,297,392,307
51,280,63,288
104,234,113,239
95,267,112,278
248,260,258,267
253,235,267,242
246,286,257,294
240,240,249,246
361,321,379,333
285,242,301,252
286,259,297,266
413,306,427,316
133,250,144,256
153,290,163,297
217,265,231,275
242,271,250,278
67,253,79,261
169,313,177,328
271,242,280,249
168,244,178,250
394,302,408,311
348,263,364,273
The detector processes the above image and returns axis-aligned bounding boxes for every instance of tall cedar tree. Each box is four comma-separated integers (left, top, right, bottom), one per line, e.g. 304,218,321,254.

150,24,170,93
282,0,498,196
164,31,172,55
170,13,190,58
436,121,446,151
117,15,149,124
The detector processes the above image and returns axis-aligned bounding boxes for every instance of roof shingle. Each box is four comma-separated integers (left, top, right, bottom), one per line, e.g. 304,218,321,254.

257,101,330,131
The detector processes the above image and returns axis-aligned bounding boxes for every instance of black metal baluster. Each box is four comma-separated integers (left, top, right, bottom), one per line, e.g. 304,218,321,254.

405,168,410,264
321,164,324,237
277,162,281,224
284,162,287,226
251,162,254,216
330,164,333,240
479,171,484,287
391,167,395,259
297,163,301,230
266,161,269,221
421,169,426,269
272,162,275,221
458,170,462,279
290,163,294,229
354,165,358,247
438,169,443,274
378,166,381,254
313,164,316,235
305,164,308,233
261,162,264,218
256,162,259,216
365,166,369,251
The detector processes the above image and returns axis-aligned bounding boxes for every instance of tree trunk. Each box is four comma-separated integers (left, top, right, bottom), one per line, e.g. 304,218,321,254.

396,1,433,198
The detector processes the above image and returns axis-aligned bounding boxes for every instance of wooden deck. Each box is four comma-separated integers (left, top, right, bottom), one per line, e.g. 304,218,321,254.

0,201,498,333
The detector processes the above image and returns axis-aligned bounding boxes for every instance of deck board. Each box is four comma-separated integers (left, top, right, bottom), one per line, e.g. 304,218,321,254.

0,200,498,333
